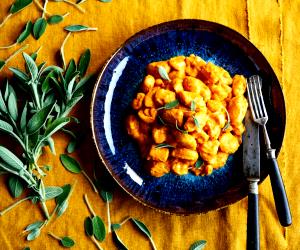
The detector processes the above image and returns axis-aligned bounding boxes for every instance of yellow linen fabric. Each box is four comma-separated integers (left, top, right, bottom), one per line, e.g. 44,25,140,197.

0,0,299,249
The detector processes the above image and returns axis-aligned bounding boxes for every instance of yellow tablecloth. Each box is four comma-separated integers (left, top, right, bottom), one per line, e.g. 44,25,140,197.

0,0,299,249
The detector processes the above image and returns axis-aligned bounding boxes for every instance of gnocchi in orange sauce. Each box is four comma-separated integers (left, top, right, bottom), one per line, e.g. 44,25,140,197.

126,54,248,177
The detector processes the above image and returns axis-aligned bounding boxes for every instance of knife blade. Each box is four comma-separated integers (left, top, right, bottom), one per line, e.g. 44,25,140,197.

243,110,260,250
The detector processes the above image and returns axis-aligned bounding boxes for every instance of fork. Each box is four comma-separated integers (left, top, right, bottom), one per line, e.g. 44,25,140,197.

247,75,292,227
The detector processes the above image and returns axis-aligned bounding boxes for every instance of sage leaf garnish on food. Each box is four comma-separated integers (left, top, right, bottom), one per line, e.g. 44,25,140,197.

33,18,47,40
155,143,175,149
131,218,157,250
191,100,196,111
64,25,98,32
156,99,179,111
48,232,75,248
189,240,207,250
8,175,24,198
193,116,200,129
158,66,171,81
175,120,188,134
222,108,231,131
195,158,204,169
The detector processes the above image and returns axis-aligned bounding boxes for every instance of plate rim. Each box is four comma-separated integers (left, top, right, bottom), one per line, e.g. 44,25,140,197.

90,19,286,215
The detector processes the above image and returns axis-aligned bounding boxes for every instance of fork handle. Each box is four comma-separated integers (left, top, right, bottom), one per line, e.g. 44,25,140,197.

247,182,259,250
267,149,292,227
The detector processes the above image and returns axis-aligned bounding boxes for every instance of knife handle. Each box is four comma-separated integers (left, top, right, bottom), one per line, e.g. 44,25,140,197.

247,183,259,250
267,149,292,227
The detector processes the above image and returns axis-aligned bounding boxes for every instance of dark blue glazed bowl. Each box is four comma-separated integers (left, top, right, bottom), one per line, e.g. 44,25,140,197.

91,20,285,214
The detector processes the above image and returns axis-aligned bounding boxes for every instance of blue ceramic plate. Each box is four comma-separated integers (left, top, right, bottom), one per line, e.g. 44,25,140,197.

91,20,285,214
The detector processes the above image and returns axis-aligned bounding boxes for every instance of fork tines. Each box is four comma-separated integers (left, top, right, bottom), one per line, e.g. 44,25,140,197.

247,75,268,124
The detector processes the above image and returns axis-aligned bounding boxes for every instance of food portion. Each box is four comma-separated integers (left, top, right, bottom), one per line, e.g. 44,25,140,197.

126,54,248,177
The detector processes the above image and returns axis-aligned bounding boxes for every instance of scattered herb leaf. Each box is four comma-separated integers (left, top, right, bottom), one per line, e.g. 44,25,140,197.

99,0,112,2
60,154,81,173
64,25,97,32
111,223,121,231
47,15,64,24
17,21,33,43
92,216,106,242
10,0,33,14
27,228,41,241
84,217,93,236
61,236,75,248
24,221,44,232
99,190,113,203
33,18,47,40
158,66,171,81
189,240,207,250
67,138,77,153
44,186,63,200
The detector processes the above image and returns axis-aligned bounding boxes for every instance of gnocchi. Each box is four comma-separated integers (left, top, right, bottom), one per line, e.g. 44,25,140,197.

126,54,248,177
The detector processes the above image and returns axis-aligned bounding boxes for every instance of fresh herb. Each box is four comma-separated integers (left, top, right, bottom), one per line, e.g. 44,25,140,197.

33,18,47,40
78,49,91,77
131,218,157,250
64,25,98,32
195,158,204,169
156,99,179,111
47,13,69,24
60,154,98,193
66,138,77,153
8,175,24,198
23,247,30,250
10,0,33,14
175,120,188,134
158,66,171,81
189,240,207,250
99,0,112,2
83,194,105,250
222,108,231,131
191,100,196,111
0,44,28,71
193,115,200,129
48,232,75,248
155,143,175,149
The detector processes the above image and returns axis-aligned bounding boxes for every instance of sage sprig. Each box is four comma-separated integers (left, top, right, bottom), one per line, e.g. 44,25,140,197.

48,232,75,248
131,218,157,250
60,154,98,193
156,99,179,111
189,240,207,250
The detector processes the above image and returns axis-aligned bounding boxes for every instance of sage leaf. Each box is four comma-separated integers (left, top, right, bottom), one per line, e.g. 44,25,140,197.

67,138,77,153
8,92,18,121
195,158,204,169
222,108,231,132
24,221,43,232
175,120,188,134
22,53,38,80
131,218,151,238
46,137,56,155
157,99,179,110
0,61,5,71
23,247,30,250
0,146,24,170
0,92,7,112
44,117,71,139
27,102,55,135
112,231,128,250
60,154,81,173
73,74,94,97
10,0,33,14
155,143,174,149
61,236,75,248
44,186,63,200
158,66,171,81
17,21,33,43
100,190,112,203
193,116,200,129
20,102,28,132
92,216,106,241
27,228,41,241
111,223,121,231
56,184,71,205
56,199,68,217
33,18,47,40
100,0,112,2
8,175,24,198
78,49,90,77
65,59,76,83
189,240,207,250
47,15,64,24
64,25,97,32
84,217,93,236
191,100,196,111
0,120,14,134
9,67,29,82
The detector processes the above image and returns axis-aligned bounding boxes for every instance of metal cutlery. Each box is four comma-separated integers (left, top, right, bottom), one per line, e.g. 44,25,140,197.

243,110,261,250
247,75,292,227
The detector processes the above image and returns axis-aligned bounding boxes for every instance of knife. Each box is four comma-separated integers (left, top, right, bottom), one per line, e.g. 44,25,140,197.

243,110,260,250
